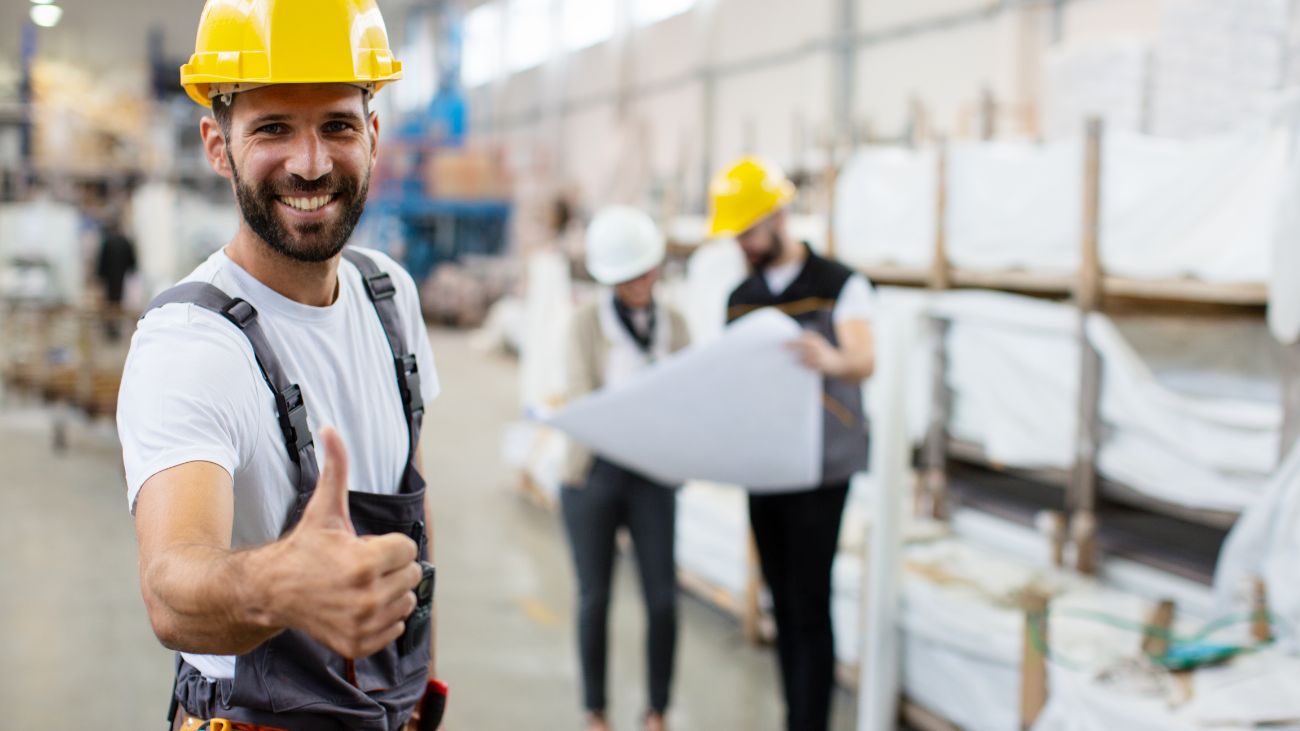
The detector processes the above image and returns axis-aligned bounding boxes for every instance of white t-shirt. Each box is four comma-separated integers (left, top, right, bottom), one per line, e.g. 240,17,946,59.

117,246,439,680
762,259,876,323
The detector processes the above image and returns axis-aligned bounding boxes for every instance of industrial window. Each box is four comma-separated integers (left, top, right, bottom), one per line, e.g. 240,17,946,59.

462,1,503,87
507,0,553,72
563,0,616,51
395,13,438,112
632,0,696,26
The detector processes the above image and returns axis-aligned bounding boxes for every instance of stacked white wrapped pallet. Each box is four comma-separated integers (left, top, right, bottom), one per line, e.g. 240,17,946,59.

1036,650,1300,731
0,200,84,304
674,481,752,602
130,182,239,299
845,532,1167,731
1149,0,1292,139
504,251,575,503
1043,40,1151,140
924,290,1281,513
831,147,937,271
834,131,1286,284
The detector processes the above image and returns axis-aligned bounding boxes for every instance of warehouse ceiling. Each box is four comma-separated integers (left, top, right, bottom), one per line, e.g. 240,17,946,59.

0,0,428,91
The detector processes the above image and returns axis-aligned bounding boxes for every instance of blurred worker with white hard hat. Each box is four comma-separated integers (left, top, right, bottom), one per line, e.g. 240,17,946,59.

118,1,446,729
710,156,877,731
561,205,691,731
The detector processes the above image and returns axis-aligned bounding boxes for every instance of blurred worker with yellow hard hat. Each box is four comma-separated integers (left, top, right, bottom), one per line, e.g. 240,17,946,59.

120,2,446,729
710,156,877,731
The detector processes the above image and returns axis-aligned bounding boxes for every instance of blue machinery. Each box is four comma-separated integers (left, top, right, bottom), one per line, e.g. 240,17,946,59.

365,2,510,283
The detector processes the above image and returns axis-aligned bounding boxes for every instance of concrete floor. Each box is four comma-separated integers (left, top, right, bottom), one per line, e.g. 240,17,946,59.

0,328,857,730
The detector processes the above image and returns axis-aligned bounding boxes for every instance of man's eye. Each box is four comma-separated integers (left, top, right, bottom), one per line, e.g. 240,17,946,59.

324,121,355,133
256,123,286,135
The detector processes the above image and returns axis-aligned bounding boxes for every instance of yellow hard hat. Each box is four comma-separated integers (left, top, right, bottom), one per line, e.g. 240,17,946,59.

180,0,403,108
706,156,796,238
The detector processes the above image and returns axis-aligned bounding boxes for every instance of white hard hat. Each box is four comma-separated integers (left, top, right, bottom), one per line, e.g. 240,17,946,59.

584,206,666,285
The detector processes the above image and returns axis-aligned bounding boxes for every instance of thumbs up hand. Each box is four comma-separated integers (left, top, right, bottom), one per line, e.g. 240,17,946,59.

264,427,422,659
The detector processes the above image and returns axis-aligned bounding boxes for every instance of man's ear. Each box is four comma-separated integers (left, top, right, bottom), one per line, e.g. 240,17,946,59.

199,116,233,180
369,111,380,167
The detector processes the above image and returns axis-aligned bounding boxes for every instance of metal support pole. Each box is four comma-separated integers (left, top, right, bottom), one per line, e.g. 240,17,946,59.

1070,118,1104,575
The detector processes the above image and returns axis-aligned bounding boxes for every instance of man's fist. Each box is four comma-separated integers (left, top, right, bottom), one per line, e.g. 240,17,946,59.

268,427,422,659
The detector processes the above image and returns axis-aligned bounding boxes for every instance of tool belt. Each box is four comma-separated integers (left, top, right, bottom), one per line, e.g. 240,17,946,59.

175,715,287,731
172,676,447,731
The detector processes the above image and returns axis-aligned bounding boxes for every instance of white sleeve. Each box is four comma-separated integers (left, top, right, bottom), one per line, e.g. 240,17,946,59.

366,249,441,405
116,306,264,514
833,273,876,324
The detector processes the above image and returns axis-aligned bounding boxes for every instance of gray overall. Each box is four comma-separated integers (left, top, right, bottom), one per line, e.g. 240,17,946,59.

147,250,431,731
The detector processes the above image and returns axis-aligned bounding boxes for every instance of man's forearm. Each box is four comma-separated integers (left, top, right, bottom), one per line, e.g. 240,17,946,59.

834,347,875,383
141,541,285,655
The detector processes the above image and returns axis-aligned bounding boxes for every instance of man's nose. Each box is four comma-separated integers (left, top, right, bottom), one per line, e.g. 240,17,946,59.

283,131,333,182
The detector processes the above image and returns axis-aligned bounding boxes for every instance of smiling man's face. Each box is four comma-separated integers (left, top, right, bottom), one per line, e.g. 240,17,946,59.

216,84,378,263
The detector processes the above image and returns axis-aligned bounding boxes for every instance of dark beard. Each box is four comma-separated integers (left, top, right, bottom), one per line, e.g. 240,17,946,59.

229,152,369,264
751,228,782,272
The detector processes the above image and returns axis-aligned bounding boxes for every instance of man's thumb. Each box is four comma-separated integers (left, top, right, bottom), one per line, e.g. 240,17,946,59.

299,427,353,532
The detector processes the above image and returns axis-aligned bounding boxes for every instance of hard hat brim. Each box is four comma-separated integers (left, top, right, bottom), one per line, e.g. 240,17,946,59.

182,75,401,109
588,244,665,286
707,183,795,239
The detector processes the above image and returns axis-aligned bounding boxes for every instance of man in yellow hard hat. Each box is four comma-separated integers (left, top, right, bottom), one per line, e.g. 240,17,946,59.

710,157,875,731
118,2,445,729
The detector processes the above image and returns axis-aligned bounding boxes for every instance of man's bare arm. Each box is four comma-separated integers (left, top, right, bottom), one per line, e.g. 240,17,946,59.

788,319,875,384
134,428,423,658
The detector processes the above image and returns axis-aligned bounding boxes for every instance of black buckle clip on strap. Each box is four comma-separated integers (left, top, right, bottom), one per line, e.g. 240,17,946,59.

364,271,397,301
395,354,424,420
275,384,313,462
220,298,258,329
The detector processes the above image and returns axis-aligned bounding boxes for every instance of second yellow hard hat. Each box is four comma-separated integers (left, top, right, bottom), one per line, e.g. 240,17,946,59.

706,156,796,238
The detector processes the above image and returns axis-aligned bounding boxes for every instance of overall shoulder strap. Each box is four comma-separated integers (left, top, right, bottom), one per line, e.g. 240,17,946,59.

340,249,425,472
144,282,320,494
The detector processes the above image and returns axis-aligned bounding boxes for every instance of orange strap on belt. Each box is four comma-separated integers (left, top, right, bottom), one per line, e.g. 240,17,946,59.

179,717,288,731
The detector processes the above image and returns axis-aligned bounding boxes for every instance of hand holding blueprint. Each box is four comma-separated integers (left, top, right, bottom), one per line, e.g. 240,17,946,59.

544,309,823,491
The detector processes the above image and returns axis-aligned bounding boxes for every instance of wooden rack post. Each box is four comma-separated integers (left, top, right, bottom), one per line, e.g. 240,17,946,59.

1020,590,1051,730
1252,577,1273,644
1282,343,1300,458
825,163,839,261
980,87,997,141
909,96,930,147
1142,599,1177,659
921,138,952,520
1069,117,1104,575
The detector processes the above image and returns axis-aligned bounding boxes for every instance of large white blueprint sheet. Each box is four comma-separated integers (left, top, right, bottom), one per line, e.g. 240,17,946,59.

545,309,823,491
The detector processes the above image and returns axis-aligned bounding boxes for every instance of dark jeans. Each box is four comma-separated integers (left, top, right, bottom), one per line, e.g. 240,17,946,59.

561,458,678,714
749,482,851,731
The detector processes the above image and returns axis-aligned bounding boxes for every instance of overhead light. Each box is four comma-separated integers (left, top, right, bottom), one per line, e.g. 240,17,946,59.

30,4,62,27
30,0,58,5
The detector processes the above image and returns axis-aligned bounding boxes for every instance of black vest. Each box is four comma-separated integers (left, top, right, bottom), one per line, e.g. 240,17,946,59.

727,245,870,487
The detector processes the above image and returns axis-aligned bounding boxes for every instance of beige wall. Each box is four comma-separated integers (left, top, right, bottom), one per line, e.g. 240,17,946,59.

466,0,1174,214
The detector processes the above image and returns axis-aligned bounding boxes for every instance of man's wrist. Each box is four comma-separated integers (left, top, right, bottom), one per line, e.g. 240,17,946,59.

827,350,850,379
231,543,288,631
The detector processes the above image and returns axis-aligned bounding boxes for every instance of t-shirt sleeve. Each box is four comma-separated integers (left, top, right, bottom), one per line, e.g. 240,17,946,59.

366,249,441,405
117,305,264,514
833,273,876,324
